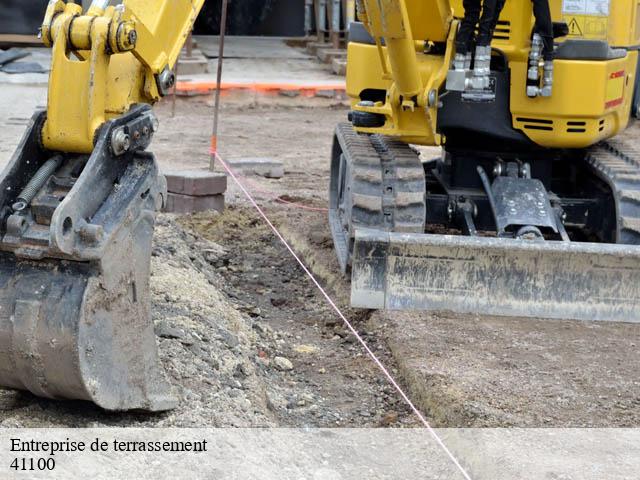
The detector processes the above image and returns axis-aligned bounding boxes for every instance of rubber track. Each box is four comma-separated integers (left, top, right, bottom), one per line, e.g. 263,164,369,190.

588,138,640,245
336,124,426,235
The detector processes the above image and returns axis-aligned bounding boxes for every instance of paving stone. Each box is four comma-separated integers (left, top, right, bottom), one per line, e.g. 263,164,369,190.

306,42,331,56
177,51,210,75
314,89,336,99
164,170,227,196
164,193,225,214
316,48,346,64
331,57,347,76
227,158,285,179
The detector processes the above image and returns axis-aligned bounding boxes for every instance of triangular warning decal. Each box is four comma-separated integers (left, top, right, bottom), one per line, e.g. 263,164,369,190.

567,17,583,36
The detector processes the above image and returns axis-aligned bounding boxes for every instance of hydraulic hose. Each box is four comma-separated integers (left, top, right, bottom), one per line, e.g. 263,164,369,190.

531,0,554,60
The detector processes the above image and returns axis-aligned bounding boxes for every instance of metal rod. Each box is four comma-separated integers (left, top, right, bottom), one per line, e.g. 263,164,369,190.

186,32,193,58
171,61,179,118
318,0,327,42
210,0,229,171
477,166,502,235
331,0,341,49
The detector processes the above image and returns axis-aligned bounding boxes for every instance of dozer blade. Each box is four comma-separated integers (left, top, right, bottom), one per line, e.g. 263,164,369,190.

351,229,640,323
0,107,176,411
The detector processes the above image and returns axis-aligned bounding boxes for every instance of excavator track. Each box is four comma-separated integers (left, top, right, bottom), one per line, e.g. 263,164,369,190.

329,123,426,272
590,139,640,245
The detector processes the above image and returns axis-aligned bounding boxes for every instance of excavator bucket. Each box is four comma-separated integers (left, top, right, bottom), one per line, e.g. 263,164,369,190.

0,107,176,411
351,229,640,323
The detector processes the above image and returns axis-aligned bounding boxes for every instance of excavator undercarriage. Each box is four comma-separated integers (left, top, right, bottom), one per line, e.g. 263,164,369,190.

329,0,640,323
330,124,640,322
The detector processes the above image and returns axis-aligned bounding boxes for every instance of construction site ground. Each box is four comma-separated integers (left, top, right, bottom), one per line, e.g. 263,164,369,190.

0,47,638,429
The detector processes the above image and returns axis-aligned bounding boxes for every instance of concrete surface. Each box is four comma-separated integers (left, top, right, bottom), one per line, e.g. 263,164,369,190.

184,36,341,87
0,48,50,86
198,36,312,60
0,84,47,169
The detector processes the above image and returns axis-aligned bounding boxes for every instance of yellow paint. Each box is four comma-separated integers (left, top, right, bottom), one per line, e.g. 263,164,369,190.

348,0,640,149
41,0,205,154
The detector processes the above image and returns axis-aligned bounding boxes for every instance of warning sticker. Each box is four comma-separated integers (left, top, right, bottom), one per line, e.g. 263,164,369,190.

562,0,610,16
562,0,610,39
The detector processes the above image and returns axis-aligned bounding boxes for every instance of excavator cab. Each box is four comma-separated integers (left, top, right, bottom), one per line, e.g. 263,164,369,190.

0,0,204,410
331,0,640,322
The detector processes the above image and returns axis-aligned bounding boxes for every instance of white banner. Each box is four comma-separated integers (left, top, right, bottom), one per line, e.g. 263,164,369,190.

0,429,638,480
563,0,610,16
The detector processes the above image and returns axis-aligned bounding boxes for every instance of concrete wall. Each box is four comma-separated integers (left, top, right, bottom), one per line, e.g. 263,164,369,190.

0,0,302,38
194,0,304,37
0,0,48,35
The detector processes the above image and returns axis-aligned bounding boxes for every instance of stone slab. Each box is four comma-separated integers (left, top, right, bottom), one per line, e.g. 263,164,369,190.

164,193,225,214
227,158,285,179
164,170,227,197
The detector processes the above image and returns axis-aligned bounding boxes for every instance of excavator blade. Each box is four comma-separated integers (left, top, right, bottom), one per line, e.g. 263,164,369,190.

351,229,640,323
0,107,176,411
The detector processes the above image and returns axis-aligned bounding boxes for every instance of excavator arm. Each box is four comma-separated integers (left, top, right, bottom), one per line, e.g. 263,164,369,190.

0,0,204,411
41,0,203,153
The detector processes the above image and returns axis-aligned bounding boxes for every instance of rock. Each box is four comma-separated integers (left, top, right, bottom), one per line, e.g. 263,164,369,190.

220,331,239,349
315,89,336,99
239,398,252,412
379,411,399,426
273,356,294,371
255,355,270,369
266,391,286,411
252,322,273,337
156,322,186,340
279,89,300,98
294,344,318,354
233,361,252,378
270,297,287,307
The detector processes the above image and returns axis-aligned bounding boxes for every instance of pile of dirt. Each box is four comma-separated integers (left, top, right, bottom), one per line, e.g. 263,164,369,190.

0,211,414,428
0,216,274,427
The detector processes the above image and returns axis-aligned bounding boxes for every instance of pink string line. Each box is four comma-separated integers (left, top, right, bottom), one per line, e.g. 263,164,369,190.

213,152,473,480
237,174,329,212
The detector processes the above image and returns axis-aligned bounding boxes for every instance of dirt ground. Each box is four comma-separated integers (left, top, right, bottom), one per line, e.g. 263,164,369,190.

1,94,638,428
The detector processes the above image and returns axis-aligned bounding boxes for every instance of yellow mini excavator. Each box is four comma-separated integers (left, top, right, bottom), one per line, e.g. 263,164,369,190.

330,0,640,322
0,0,203,410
